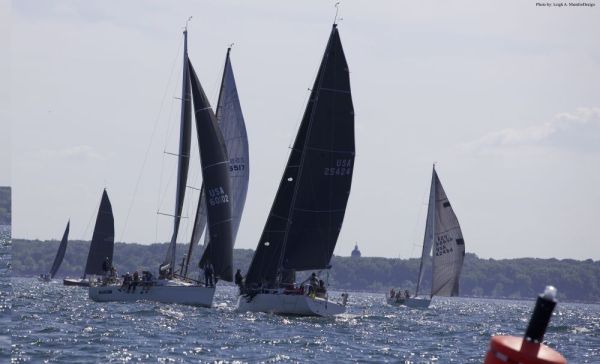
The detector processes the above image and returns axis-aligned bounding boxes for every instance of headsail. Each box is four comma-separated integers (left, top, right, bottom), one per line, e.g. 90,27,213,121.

162,29,192,274
183,48,249,276
415,174,435,297
188,59,234,282
430,168,465,297
49,220,69,279
84,190,115,276
245,24,354,286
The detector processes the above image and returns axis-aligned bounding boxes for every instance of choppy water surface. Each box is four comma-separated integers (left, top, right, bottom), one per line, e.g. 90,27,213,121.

11,277,599,363
0,227,11,360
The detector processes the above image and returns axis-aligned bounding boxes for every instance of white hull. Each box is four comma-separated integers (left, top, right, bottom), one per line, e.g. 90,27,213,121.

236,292,346,317
386,295,431,309
89,280,215,307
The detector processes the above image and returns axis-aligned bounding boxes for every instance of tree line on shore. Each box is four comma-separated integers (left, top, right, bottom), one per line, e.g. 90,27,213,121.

0,187,10,226
12,239,600,303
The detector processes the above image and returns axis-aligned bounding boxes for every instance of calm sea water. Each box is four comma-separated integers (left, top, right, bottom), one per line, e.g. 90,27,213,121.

0,227,11,361
10,277,599,363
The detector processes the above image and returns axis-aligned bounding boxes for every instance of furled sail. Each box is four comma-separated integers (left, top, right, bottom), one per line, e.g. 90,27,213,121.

183,48,249,276
430,168,465,297
49,220,69,279
188,59,234,282
246,24,354,286
84,190,115,276
162,29,192,273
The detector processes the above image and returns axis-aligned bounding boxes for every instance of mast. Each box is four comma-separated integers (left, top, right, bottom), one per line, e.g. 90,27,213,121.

162,27,192,277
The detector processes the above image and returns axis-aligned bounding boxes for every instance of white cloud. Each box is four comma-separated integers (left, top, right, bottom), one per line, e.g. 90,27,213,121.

462,107,600,154
37,145,105,161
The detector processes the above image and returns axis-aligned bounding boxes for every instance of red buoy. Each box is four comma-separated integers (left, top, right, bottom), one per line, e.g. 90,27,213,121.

484,286,567,364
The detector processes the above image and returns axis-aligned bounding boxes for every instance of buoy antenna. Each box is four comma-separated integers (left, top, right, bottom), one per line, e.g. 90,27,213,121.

333,2,341,25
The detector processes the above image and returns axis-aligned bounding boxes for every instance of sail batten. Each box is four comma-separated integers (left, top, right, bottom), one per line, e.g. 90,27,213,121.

246,25,354,286
84,190,115,276
49,221,69,279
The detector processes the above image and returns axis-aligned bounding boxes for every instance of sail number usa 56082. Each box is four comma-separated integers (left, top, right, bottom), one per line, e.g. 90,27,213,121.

208,187,229,206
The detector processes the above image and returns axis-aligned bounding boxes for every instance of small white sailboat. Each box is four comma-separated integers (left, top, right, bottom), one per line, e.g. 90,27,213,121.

64,190,114,287
236,23,354,317
90,26,246,307
387,165,466,308
39,220,70,282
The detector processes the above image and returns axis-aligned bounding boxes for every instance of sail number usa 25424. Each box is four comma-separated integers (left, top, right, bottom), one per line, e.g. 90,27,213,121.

324,159,353,176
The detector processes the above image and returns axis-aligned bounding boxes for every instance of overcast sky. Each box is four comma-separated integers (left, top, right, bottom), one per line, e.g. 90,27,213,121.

5,1,600,260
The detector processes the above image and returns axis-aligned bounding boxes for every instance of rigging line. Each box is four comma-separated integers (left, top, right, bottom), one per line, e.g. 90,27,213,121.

119,35,183,243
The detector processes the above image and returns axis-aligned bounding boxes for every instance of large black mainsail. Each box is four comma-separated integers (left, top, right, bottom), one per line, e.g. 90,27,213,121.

162,28,192,274
188,60,234,282
84,190,115,276
49,220,69,279
183,48,249,277
245,24,354,286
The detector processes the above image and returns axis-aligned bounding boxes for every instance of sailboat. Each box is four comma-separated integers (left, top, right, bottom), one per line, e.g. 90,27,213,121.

236,23,354,317
387,165,466,308
64,189,115,287
90,27,241,306
39,220,69,282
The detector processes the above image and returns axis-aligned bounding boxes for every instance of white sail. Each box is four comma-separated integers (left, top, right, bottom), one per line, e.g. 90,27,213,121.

197,49,249,252
431,169,465,297
415,176,435,297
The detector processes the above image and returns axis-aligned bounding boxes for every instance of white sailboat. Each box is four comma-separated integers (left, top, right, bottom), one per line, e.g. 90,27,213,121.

236,23,354,317
90,26,247,307
387,165,466,308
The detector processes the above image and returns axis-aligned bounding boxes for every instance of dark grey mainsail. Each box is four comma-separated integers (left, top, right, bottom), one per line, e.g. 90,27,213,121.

431,168,465,296
84,190,115,276
49,220,69,279
162,28,192,274
188,59,234,282
183,48,249,277
246,24,354,286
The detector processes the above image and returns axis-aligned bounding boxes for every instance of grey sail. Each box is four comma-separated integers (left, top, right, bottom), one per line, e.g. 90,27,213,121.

415,176,435,297
162,29,192,273
84,190,115,276
183,48,249,276
430,168,465,297
188,59,234,282
49,220,69,279
246,24,354,286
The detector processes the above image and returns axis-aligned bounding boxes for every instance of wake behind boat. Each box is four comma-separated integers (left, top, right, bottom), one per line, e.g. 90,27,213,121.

236,23,354,317
387,165,466,308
